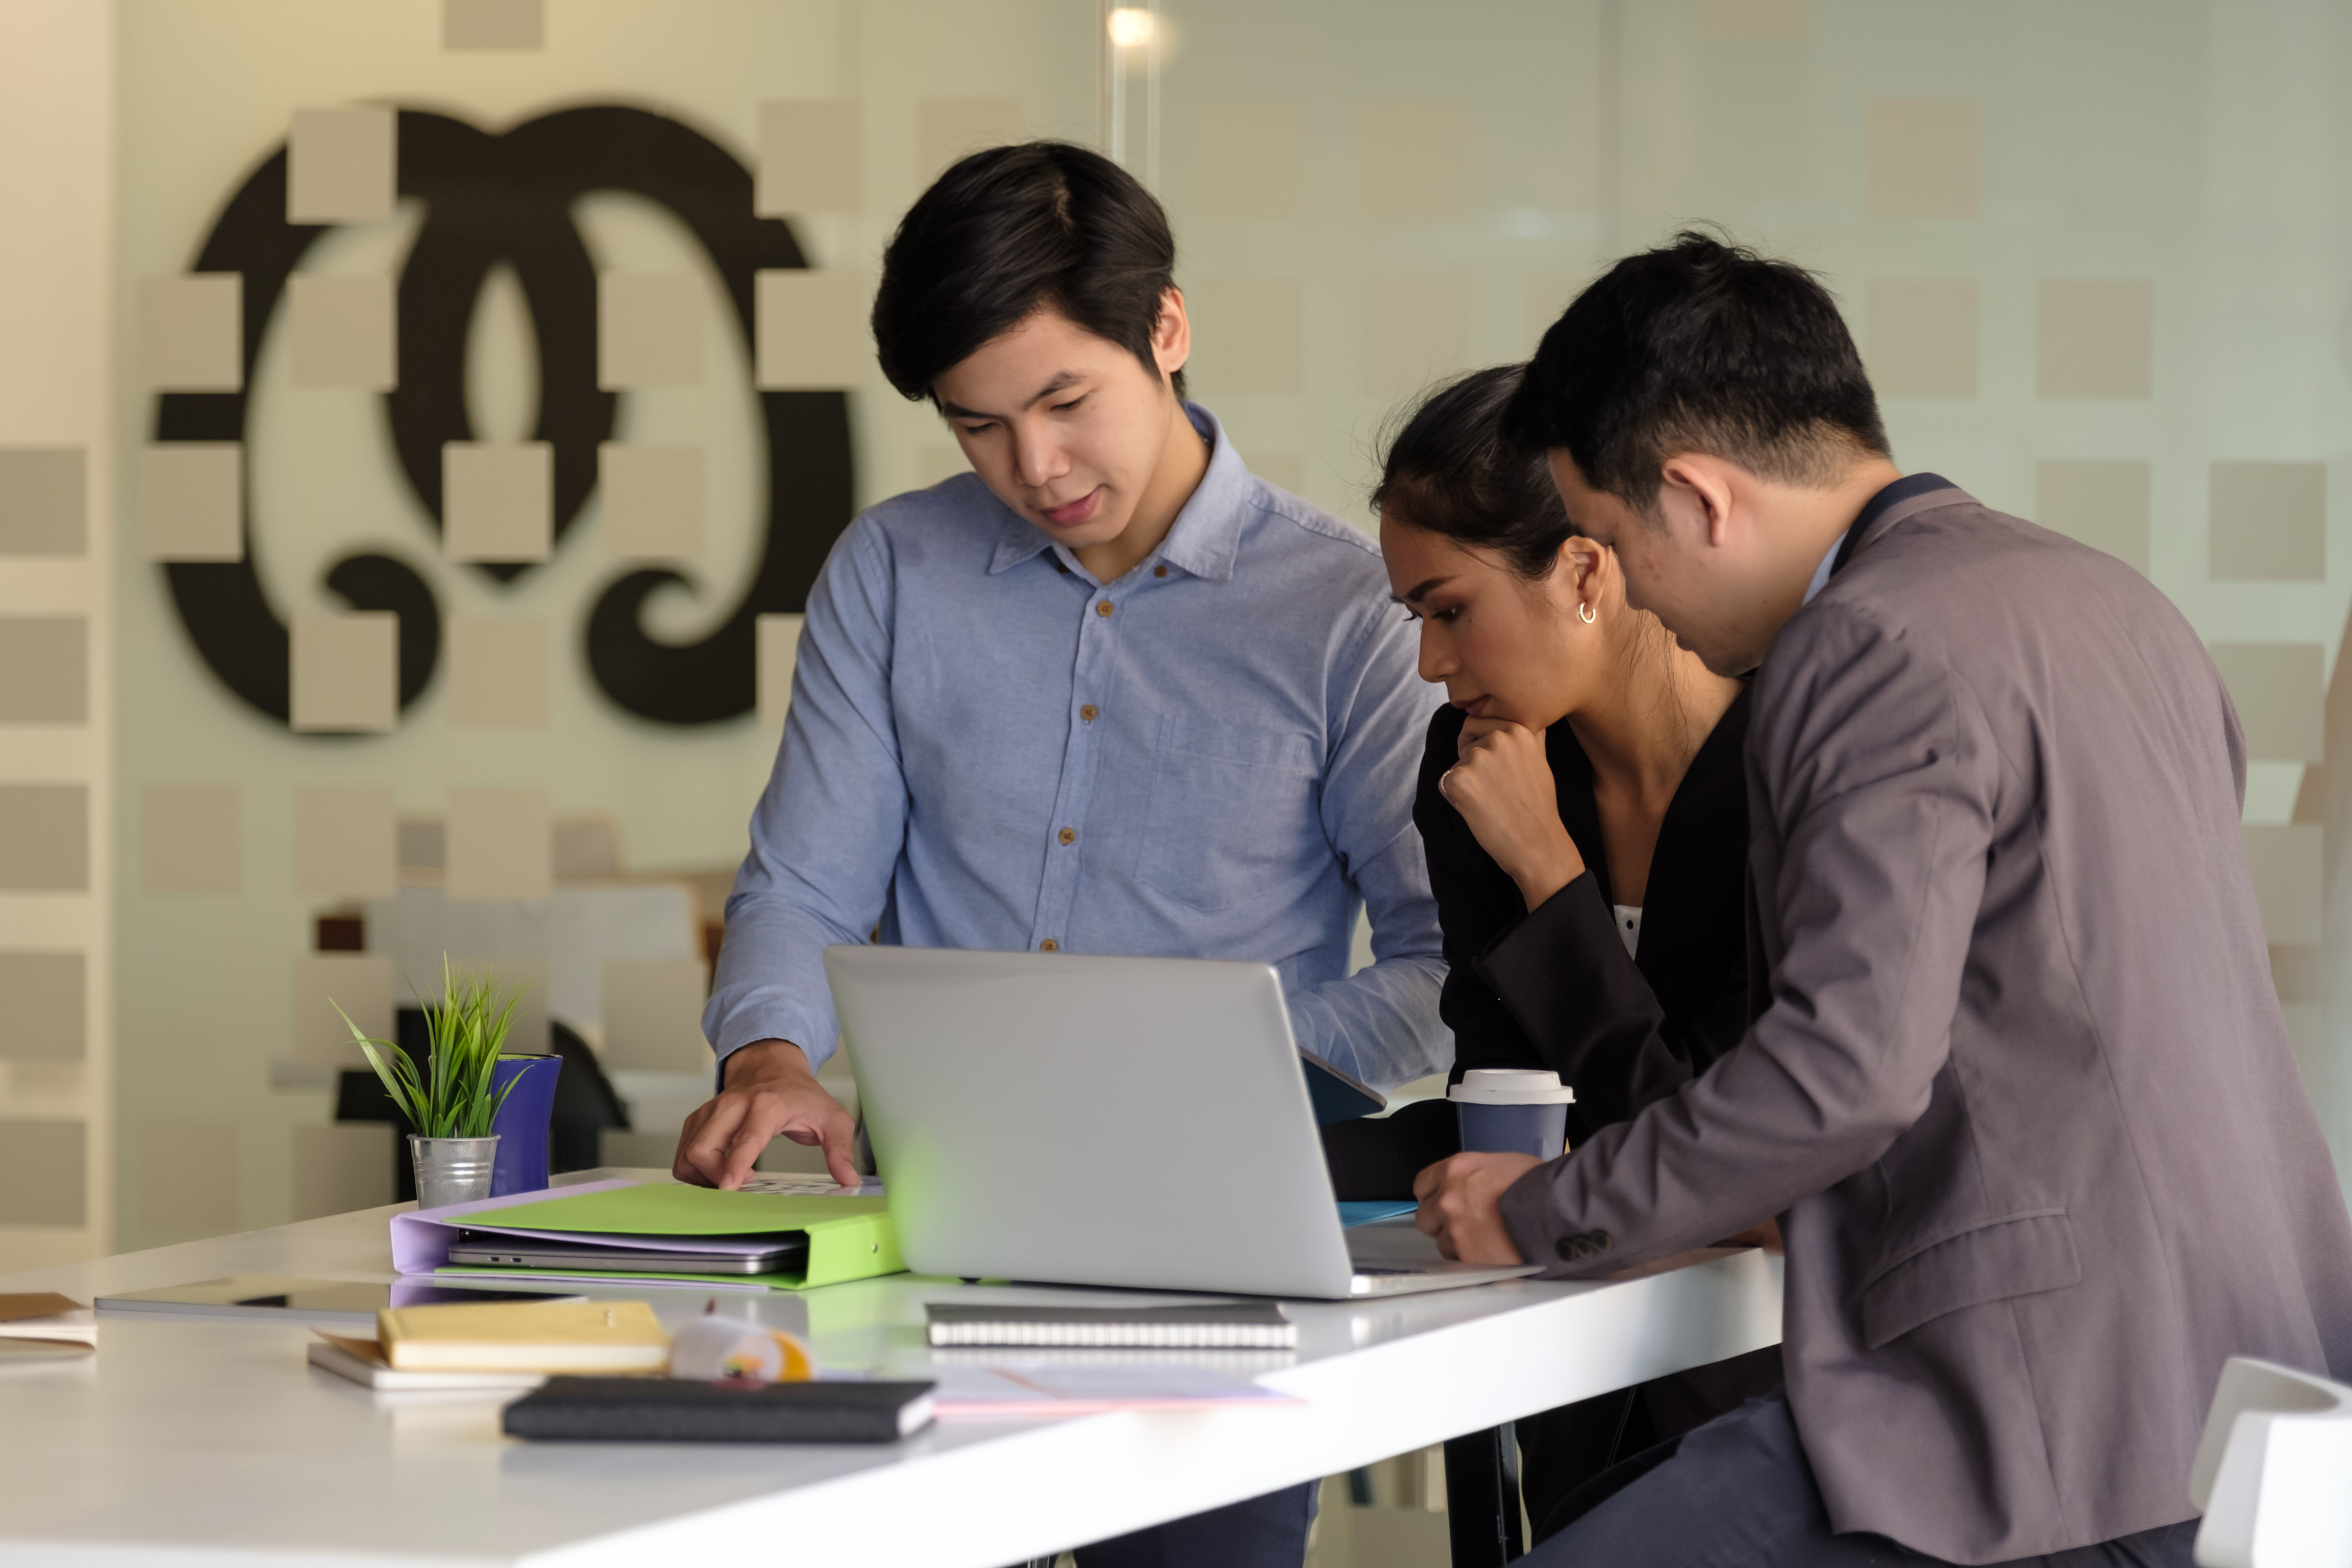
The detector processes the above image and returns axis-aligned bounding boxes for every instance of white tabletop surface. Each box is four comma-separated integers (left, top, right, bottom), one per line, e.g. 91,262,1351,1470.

0,1171,1781,1568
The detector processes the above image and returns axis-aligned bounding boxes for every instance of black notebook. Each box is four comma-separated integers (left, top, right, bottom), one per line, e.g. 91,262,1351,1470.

926,1300,1295,1349
502,1377,937,1443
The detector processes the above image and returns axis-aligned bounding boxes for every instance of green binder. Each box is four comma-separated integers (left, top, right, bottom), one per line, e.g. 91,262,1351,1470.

436,1185,904,1291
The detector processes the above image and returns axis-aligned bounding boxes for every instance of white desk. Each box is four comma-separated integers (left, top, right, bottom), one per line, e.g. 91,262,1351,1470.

0,1172,1780,1567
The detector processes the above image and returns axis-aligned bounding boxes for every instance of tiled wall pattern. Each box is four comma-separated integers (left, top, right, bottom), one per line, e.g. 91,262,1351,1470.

754,270,869,389
101,0,1119,1249
599,444,706,561
442,0,542,52
599,275,706,389
0,0,111,1271
1152,0,2351,1191
445,618,551,729
286,107,396,225
755,99,862,215
136,444,242,561
441,444,554,563
290,613,398,732
288,277,397,390
139,785,241,895
136,277,242,392
72,0,2352,1262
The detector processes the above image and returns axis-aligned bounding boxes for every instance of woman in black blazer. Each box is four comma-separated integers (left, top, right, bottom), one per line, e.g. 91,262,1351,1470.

1322,364,1779,1532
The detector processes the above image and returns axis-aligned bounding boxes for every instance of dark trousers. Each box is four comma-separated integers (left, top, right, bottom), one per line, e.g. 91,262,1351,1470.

1324,1102,1787,1528
1526,1393,2199,1567
1514,1344,1784,1531
1071,1480,1318,1568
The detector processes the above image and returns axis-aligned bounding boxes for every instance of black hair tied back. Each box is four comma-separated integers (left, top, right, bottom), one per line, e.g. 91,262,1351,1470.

1374,365,1574,580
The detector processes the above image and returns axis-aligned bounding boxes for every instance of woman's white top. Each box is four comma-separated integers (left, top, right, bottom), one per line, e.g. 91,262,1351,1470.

1613,905,1643,960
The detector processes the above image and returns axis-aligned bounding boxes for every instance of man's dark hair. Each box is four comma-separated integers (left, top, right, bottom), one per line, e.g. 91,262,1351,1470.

1500,231,1888,509
1374,366,1571,580
871,141,1184,402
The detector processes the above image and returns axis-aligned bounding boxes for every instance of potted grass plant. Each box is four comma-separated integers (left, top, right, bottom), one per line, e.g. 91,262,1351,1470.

335,957,527,1209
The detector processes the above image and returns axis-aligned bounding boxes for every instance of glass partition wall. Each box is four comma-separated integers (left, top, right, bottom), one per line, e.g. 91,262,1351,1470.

1158,0,2352,1207
4,0,2336,1272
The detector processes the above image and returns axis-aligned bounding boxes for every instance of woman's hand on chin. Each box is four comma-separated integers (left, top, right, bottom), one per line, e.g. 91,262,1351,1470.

1440,717,1586,911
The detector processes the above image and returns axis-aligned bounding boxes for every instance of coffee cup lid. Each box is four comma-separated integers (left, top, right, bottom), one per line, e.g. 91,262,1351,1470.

1447,1068,1575,1105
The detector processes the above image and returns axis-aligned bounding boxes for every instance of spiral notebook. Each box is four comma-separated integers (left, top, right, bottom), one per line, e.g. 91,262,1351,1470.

925,1299,1295,1349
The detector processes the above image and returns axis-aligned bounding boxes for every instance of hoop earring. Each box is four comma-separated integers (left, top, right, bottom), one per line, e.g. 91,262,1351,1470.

1578,601,1596,625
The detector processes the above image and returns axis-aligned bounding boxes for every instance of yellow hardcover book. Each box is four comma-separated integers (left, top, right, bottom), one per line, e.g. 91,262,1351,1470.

376,1299,669,1373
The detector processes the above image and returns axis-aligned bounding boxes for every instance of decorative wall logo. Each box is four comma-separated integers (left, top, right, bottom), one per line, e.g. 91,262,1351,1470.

152,105,855,728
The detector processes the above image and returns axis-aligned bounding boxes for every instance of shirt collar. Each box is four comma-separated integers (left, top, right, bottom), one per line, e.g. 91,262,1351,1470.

1802,471,1954,605
1801,529,1845,607
984,403,1249,581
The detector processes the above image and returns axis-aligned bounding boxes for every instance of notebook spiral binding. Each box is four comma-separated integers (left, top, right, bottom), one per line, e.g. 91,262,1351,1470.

926,1320,1297,1349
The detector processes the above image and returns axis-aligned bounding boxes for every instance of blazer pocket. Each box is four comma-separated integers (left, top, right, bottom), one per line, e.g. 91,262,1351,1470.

1858,1209,2081,1350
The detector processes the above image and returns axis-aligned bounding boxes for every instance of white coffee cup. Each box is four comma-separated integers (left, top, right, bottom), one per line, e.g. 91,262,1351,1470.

1448,1069,1575,1161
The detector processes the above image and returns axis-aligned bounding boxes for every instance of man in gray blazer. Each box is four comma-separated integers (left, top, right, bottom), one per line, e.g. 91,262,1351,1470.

1414,232,2352,1566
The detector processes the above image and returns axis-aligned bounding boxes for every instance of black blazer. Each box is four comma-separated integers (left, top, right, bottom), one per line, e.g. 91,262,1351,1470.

1418,690,1752,1146
1391,688,1781,1532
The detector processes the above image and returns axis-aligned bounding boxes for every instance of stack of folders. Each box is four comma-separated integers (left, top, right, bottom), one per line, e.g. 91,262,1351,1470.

926,1301,1297,1350
401,1184,903,1293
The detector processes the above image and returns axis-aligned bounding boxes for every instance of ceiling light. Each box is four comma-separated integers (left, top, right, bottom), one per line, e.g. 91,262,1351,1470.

1107,8,1156,49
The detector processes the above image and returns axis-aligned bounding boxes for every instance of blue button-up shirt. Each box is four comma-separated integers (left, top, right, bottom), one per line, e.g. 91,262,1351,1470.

705,406,1451,1089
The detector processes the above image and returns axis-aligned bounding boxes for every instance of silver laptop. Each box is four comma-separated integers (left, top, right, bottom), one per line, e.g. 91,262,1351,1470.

824,946,1540,1299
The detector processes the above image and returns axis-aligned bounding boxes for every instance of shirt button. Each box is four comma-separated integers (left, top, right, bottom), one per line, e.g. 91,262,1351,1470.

1153,565,1168,578
1039,939,1059,952
1095,600,1114,618
1079,704,1098,722
1058,828,1077,846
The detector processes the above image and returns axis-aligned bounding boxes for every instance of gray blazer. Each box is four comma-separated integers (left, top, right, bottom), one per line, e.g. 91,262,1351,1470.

1498,484,2352,1563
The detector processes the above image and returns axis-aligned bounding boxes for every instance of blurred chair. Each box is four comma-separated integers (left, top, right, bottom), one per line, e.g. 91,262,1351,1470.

320,830,722,1192
2189,1356,2352,1567
542,1020,632,1172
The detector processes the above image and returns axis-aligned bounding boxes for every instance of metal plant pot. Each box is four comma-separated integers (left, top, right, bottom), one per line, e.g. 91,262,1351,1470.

409,1134,501,1211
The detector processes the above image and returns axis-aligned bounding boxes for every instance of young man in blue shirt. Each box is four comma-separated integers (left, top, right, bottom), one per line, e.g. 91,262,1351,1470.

672,142,1450,1567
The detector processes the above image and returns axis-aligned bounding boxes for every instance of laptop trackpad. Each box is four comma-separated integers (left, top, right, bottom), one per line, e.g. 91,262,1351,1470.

1344,1219,1449,1268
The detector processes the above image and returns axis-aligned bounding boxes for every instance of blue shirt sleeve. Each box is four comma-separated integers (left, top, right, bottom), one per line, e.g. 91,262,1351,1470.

1283,600,1453,1088
701,518,907,1071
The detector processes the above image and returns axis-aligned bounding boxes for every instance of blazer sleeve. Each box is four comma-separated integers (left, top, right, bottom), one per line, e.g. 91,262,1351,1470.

1475,874,1735,1129
1498,603,2002,1275
1413,709,1535,1077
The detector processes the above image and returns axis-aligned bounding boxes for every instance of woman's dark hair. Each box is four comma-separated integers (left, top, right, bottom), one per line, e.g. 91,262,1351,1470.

1500,230,1889,510
872,141,1184,402
1375,365,1573,579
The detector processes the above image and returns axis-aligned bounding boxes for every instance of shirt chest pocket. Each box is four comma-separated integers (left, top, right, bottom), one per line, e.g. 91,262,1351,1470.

1134,714,1323,912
